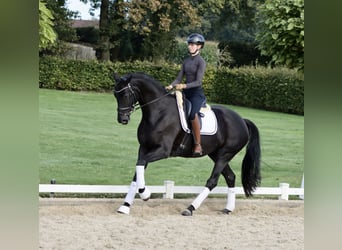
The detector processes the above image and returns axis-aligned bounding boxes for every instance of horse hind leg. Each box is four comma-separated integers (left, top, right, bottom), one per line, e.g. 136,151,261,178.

181,187,211,216
182,163,237,216
221,164,236,214
182,158,227,216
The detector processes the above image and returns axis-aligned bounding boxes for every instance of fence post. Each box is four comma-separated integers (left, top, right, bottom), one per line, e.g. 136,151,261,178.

299,174,304,200
50,179,56,198
279,183,289,200
163,180,174,199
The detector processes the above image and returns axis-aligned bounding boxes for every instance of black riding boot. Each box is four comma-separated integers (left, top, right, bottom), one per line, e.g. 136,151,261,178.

191,114,203,156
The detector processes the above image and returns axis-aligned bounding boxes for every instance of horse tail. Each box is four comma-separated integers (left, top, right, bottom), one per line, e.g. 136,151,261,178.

241,119,261,197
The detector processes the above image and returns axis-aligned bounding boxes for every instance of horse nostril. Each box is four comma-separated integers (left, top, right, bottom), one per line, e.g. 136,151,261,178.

118,117,129,125
118,112,130,124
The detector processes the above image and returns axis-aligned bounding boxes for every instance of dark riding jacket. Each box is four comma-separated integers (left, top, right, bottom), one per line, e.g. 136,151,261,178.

171,54,206,97
171,54,206,120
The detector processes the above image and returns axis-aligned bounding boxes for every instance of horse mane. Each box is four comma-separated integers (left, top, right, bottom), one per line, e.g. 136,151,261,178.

127,72,165,91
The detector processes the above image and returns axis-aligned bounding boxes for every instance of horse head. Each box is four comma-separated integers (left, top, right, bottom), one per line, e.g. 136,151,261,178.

113,73,135,125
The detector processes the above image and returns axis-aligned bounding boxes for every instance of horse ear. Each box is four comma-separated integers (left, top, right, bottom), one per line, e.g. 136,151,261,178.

125,74,132,83
120,74,132,84
112,73,121,83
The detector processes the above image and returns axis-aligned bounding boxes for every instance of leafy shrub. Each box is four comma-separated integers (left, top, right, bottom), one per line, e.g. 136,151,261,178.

39,56,179,91
39,56,303,114
39,56,113,91
256,0,304,71
213,66,303,114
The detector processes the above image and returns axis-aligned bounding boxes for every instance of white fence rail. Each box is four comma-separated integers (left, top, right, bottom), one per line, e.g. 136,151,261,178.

39,180,304,200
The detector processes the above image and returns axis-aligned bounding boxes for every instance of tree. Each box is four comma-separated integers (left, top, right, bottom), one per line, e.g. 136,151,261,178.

45,0,78,42
81,0,126,61
71,0,268,62
98,0,110,61
39,0,57,50
79,0,199,62
218,0,265,41
255,0,304,71
40,0,78,56
179,0,225,38
126,0,200,62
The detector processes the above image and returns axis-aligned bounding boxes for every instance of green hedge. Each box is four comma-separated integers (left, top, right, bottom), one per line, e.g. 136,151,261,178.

212,67,304,114
39,56,113,91
39,56,178,91
39,56,303,114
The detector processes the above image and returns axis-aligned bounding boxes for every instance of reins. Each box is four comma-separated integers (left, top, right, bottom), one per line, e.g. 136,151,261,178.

114,82,172,113
137,92,171,110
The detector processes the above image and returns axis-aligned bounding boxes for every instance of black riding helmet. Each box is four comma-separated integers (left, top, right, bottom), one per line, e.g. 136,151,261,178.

187,33,205,48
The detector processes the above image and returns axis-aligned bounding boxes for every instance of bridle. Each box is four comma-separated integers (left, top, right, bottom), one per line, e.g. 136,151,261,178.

114,82,171,116
114,83,138,117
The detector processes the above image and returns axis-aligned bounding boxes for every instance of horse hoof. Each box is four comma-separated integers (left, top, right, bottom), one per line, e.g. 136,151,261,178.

117,205,130,215
221,208,231,214
139,187,151,201
181,209,193,216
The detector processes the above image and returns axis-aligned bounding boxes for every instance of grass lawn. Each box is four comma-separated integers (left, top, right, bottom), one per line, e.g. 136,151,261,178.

39,89,304,189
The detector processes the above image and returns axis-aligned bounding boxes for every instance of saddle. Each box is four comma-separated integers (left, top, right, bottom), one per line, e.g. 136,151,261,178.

174,90,217,135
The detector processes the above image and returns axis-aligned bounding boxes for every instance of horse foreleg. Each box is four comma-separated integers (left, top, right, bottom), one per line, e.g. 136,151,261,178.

117,181,137,215
117,161,151,215
136,161,151,201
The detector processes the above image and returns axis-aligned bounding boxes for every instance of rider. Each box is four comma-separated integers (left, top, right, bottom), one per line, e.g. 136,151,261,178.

166,33,206,156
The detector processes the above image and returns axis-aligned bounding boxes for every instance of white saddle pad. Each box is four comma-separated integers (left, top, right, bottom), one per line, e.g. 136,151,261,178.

175,91,217,135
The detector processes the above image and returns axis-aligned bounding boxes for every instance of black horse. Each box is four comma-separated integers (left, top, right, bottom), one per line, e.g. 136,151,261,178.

113,72,261,216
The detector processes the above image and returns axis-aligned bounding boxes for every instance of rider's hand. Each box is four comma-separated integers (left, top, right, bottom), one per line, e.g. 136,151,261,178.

165,84,173,90
175,84,186,90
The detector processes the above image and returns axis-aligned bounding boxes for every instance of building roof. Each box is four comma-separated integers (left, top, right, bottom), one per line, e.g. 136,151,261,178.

70,20,99,29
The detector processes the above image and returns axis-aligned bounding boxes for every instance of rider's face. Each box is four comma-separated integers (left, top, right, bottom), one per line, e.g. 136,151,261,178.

188,43,201,55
